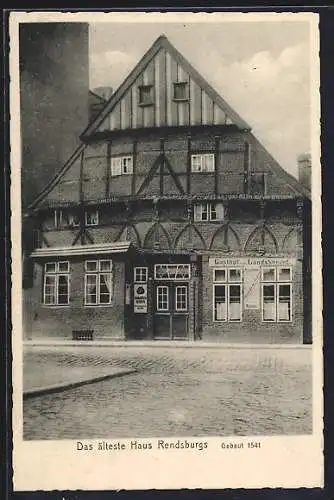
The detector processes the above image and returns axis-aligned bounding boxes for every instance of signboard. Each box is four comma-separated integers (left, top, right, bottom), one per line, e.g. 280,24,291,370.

134,283,147,313
209,257,296,267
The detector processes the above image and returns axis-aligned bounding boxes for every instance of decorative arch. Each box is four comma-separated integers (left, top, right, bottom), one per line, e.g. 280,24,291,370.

244,225,278,254
174,224,206,251
282,226,303,253
143,223,172,250
115,224,141,247
210,224,241,251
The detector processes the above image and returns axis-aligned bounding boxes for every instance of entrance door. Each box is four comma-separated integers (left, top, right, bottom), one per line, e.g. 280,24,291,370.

154,283,189,339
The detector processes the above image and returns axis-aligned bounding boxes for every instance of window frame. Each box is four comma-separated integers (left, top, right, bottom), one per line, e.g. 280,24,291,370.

154,264,191,281
261,266,292,323
194,202,225,222
173,81,189,101
43,261,70,306
84,259,113,306
134,267,148,283
85,208,99,227
213,267,243,322
191,153,215,173
156,285,169,312
175,285,188,312
111,155,133,176
138,84,154,106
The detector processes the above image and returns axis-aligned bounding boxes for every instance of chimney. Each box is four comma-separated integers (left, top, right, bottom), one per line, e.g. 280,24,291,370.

297,153,311,190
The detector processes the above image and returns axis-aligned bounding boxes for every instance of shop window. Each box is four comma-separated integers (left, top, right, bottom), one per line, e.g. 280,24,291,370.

134,267,148,283
85,208,99,226
157,286,169,311
194,202,224,221
85,260,113,305
111,156,133,176
154,264,191,280
138,85,154,106
175,286,188,311
191,154,215,172
173,82,188,101
43,261,70,306
213,268,242,322
261,267,292,322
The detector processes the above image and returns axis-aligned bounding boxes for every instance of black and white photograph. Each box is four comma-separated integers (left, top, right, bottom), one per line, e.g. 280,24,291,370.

11,11,323,491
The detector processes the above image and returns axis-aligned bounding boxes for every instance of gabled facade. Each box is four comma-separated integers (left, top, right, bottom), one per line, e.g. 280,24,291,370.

24,35,312,344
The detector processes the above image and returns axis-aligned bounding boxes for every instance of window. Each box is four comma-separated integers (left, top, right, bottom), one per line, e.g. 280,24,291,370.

173,82,188,101
261,267,292,322
138,85,154,106
68,212,80,228
134,267,148,283
111,156,133,176
249,173,267,195
43,261,70,305
54,209,63,228
157,286,169,311
213,268,242,322
85,260,113,305
154,264,191,281
175,286,188,311
85,208,99,226
191,154,215,172
194,202,225,221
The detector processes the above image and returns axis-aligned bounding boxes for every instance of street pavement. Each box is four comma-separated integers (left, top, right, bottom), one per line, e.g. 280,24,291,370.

23,345,312,440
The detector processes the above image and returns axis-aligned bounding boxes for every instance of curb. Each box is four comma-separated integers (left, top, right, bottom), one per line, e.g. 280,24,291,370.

23,368,136,399
23,340,312,350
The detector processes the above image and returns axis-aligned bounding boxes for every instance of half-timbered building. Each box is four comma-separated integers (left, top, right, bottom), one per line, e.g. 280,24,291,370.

24,35,312,343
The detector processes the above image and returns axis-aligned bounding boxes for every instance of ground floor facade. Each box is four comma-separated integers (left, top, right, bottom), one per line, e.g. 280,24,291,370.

23,243,311,344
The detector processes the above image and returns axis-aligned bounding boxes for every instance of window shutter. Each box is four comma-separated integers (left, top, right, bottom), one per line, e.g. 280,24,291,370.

215,203,225,220
194,204,202,221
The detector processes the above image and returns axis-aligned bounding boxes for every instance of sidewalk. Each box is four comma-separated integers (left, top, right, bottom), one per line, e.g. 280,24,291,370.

23,339,311,349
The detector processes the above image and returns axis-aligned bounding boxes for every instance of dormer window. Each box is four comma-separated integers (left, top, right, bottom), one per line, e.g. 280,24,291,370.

85,208,99,226
138,85,154,106
173,81,188,101
191,154,215,172
111,156,133,176
194,202,225,222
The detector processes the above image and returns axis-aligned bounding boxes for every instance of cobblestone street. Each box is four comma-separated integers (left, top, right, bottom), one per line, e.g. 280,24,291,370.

23,345,312,440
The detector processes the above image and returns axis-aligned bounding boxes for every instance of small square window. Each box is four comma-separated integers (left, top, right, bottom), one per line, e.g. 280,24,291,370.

214,269,226,282
58,261,69,273
278,267,292,281
134,267,148,283
173,82,188,101
99,260,112,272
229,269,242,282
138,85,154,106
86,261,98,272
262,268,276,282
45,262,57,273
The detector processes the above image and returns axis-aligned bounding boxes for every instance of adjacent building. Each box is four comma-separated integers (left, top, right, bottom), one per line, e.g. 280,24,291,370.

24,35,312,343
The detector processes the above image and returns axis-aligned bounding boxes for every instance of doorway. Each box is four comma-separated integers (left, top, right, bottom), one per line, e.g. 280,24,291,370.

153,283,189,339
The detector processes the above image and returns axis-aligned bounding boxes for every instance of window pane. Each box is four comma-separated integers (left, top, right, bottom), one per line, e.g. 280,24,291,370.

86,275,97,304
203,154,214,172
100,273,112,303
44,275,56,304
68,213,80,227
157,286,168,311
191,155,202,172
278,267,291,281
229,269,242,282
214,285,226,321
111,158,122,176
262,268,276,281
122,157,133,174
100,260,112,272
58,275,69,304
278,284,291,321
174,82,187,100
45,263,56,273
139,85,153,105
86,210,99,226
58,261,69,273
176,286,187,311
214,269,226,282
263,284,276,321
210,204,217,220
229,285,241,321
86,261,98,272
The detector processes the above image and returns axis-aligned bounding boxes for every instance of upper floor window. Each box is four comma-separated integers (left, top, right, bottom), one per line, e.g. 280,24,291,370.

85,208,99,226
173,82,188,101
138,85,154,106
43,261,70,306
249,172,267,195
134,267,148,283
111,156,133,176
194,202,225,222
191,154,215,173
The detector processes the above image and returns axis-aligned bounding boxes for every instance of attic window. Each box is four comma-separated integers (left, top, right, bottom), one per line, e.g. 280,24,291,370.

138,85,154,106
173,82,188,101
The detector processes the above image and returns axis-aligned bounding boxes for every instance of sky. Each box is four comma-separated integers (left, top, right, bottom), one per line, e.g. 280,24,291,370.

89,18,314,178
